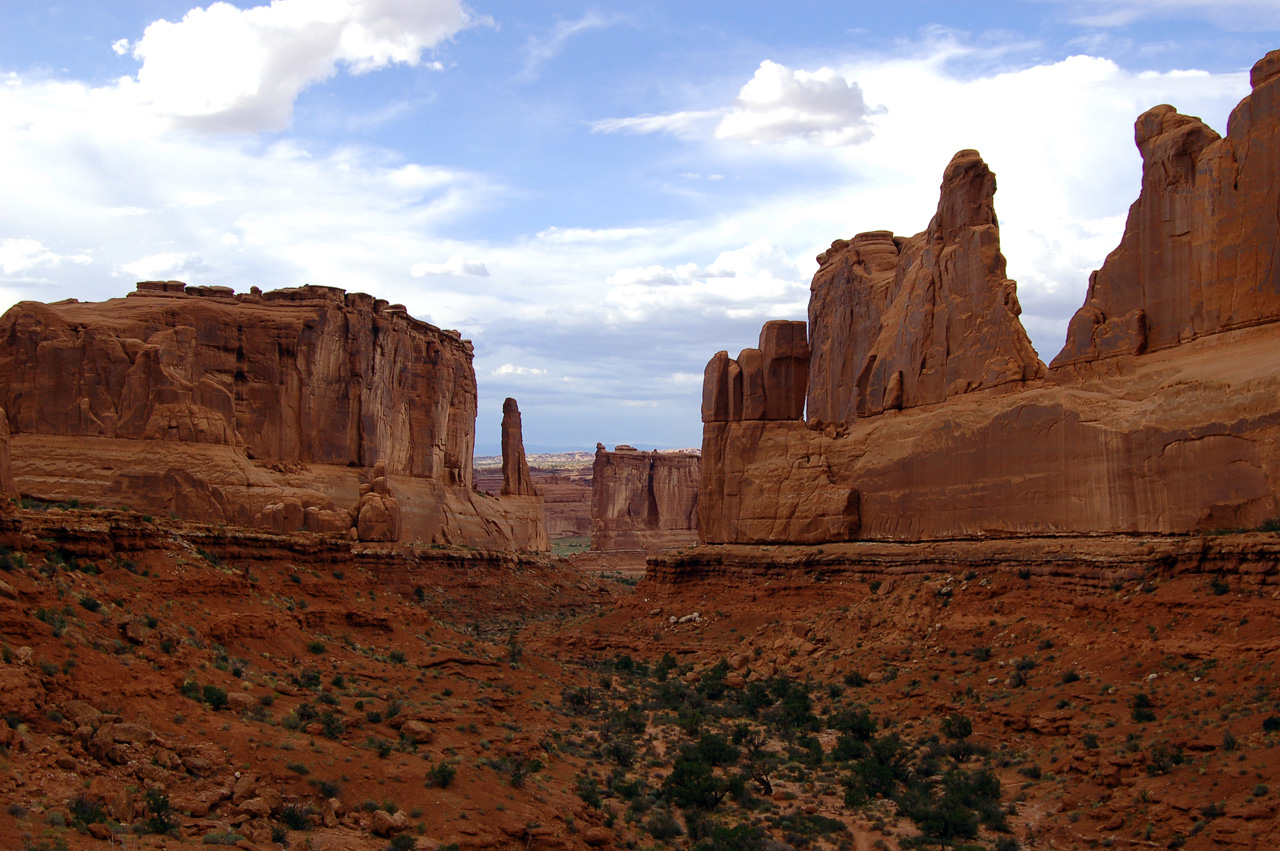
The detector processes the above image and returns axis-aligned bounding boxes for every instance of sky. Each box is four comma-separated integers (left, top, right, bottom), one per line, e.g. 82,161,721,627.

1,2,1278,453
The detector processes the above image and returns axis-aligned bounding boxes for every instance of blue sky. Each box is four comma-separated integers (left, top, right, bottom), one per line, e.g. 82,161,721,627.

2,2,1277,453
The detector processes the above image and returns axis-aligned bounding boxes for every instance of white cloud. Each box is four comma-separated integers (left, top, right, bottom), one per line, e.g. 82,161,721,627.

521,11,622,80
125,0,477,132
715,61,878,146
493,363,547,376
593,60,878,147
602,239,808,324
111,39,131,56
411,256,490,277
1037,0,1280,28
121,252,194,279
0,239,67,275
535,225,655,243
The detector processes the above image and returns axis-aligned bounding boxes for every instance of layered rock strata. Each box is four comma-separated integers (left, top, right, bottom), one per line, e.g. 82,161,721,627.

699,50,1280,544
0,284,547,550
590,444,698,553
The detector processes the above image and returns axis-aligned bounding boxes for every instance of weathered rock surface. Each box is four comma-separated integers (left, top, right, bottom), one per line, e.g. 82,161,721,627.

700,53,1280,543
1054,52,1280,367
702,320,809,423
501,398,537,496
590,444,698,553
0,284,547,549
0,406,16,503
806,150,1045,424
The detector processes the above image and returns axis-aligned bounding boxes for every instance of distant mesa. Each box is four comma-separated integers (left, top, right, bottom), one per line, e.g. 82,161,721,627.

0,281,547,550
700,48,1280,544
590,443,699,554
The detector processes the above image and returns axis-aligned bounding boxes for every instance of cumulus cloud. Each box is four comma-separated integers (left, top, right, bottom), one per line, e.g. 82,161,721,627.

125,0,478,132
121,252,195,279
0,239,73,276
716,61,878,146
411,256,490,277
593,60,879,147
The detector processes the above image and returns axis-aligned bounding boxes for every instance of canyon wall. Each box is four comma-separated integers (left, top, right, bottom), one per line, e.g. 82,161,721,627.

590,445,699,553
0,283,547,550
700,49,1280,544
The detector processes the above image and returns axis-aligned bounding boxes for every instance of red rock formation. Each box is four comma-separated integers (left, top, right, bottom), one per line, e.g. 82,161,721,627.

500,398,537,496
0,406,15,503
1053,52,1280,367
807,150,1045,424
590,444,698,553
0,284,546,549
701,321,809,424
699,51,1280,543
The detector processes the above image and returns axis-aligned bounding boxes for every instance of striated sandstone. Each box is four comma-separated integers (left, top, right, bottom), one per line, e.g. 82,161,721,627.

702,320,809,424
1054,52,1280,366
590,444,698,553
806,150,1045,424
0,284,546,549
700,53,1280,544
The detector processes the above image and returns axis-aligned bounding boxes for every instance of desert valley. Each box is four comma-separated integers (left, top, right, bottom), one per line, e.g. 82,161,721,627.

0,40,1278,851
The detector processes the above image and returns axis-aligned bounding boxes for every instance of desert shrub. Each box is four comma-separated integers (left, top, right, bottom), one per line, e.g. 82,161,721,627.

428,760,456,789
202,684,228,711
1061,669,1081,684
278,803,313,831
644,809,683,840
1262,715,1280,733
387,836,416,851
662,758,727,810
1131,693,1156,723
202,831,246,845
67,793,105,826
829,705,877,740
575,773,602,808
145,788,176,835
1146,742,1183,776
941,712,973,741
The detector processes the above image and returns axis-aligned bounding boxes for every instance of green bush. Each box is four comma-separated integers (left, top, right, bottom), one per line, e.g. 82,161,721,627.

428,760,456,789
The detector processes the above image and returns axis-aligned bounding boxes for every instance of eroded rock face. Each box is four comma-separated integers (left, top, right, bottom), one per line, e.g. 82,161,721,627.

702,321,809,424
0,284,547,550
501,398,537,497
590,444,698,553
0,406,16,503
699,53,1280,543
1053,51,1280,367
807,150,1045,424
0,284,475,481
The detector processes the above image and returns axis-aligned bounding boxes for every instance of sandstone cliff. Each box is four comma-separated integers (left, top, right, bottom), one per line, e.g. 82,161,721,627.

590,444,698,553
807,150,1045,424
0,283,547,550
1054,52,1280,367
699,49,1280,544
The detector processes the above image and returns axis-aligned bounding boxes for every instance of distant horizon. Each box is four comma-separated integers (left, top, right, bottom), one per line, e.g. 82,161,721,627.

2,2,1277,449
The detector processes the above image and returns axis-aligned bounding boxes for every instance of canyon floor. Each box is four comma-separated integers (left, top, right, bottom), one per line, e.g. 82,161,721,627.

0,504,1278,851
